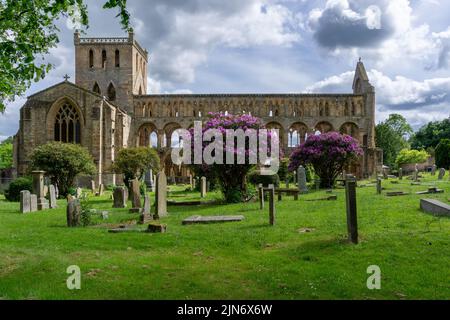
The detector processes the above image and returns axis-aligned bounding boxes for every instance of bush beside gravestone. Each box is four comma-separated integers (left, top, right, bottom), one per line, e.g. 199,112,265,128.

247,170,280,187
4,177,32,202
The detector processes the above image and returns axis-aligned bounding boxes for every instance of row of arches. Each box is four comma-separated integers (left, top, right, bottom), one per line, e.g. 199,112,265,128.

92,82,116,101
134,97,365,119
89,49,120,69
136,121,363,150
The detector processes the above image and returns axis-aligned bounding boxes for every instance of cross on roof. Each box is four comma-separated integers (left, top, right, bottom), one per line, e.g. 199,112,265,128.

64,74,70,81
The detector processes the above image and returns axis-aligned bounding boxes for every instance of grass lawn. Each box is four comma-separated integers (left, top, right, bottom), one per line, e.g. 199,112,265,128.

0,174,449,300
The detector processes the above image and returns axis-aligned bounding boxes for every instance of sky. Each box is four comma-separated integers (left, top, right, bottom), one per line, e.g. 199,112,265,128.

1,0,450,141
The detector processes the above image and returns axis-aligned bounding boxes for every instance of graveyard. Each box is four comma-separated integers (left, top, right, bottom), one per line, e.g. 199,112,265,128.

0,173,449,300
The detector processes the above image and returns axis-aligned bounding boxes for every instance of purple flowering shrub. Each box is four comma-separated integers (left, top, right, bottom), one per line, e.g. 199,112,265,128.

289,132,363,188
188,112,279,202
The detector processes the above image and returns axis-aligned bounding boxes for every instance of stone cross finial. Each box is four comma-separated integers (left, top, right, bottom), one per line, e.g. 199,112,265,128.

64,74,70,81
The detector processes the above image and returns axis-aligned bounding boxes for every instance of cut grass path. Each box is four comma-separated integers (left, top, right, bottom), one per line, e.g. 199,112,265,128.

0,175,449,299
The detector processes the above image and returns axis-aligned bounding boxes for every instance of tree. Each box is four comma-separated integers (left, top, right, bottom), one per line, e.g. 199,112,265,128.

188,113,278,203
0,137,13,169
30,142,96,196
395,149,430,167
410,119,450,150
375,114,411,168
0,0,130,112
435,139,450,169
113,147,160,186
289,132,363,189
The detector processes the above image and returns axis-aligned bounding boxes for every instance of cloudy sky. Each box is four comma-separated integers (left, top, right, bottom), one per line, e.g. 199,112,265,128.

1,0,450,141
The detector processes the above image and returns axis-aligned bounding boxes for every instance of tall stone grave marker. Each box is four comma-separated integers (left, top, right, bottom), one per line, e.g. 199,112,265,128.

91,180,96,193
20,190,31,213
139,194,152,224
431,165,437,176
438,168,445,180
155,171,168,219
30,194,38,212
268,185,275,226
113,186,127,208
49,185,58,209
258,184,264,210
200,176,207,198
398,168,403,180
67,198,81,227
297,166,308,193
345,175,358,244
376,178,382,195
32,171,48,210
129,179,142,213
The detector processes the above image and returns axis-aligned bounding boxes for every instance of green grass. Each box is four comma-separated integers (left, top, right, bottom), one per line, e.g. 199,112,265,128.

0,174,449,300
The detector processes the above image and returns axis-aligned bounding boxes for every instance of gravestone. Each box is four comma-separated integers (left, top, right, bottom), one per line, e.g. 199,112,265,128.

30,194,38,212
129,179,142,213
206,181,210,193
285,179,289,189
101,211,109,220
297,166,308,193
376,178,382,195
189,175,193,187
345,175,358,244
382,168,388,179
75,187,82,198
398,168,403,180
146,223,167,233
155,171,168,219
49,185,57,209
139,194,152,224
43,185,48,198
420,199,450,216
414,169,419,182
182,215,245,225
258,184,264,210
431,165,437,176
91,180,96,193
192,177,197,190
20,190,31,213
438,168,445,180
32,170,48,210
113,186,127,208
66,198,81,227
96,183,104,196
268,185,275,226
200,176,207,198
293,171,297,184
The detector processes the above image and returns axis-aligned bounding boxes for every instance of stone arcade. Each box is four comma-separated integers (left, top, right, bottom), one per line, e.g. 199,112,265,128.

13,32,382,184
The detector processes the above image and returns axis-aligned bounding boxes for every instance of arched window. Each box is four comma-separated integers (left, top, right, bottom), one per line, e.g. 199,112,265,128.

150,132,158,148
93,82,101,95
107,83,116,101
89,49,94,68
115,49,120,67
102,50,107,68
54,103,81,144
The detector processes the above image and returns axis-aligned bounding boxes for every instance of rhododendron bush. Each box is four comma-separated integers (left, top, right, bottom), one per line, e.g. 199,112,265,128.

289,132,362,188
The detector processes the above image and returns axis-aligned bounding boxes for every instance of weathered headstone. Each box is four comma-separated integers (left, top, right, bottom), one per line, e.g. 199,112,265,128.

30,194,38,212
285,179,289,189
398,168,403,180
192,177,197,190
189,175,193,187
91,180,96,193
139,194,152,224
101,211,109,220
66,198,81,227
345,175,358,244
268,185,275,226
182,215,244,225
382,168,388,179
200,176,207,198
49,184,57,209
146,223,167,233
206,181,210,193
293,171,297,184
420,199,450,216
376,178,382,195
431,165,437,176
297,166,308,193
96,183,104,196
75,187,82,198
155,171,168,218
438,168,445,180
43,185,49,198
129,179,142,213
20,190,31,213
258,184,264,210
32,170,48,210
414,169,419,182
113,186,127,208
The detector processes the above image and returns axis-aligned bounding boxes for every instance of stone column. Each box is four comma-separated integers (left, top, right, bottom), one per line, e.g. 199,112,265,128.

200,176,207,198
268,185,275,226
155,171,168,218
32,171,48,210
345,175,358,244
398,168,403,180
376,178,382,195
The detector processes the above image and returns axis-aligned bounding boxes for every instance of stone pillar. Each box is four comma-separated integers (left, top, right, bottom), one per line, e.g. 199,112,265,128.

32,171,48,210
268,185,275,226
20,190,31,213
113,186,127,208
398,168,403,180
345,175,358,244
129,179,142,212
431,165,436,176
49,185,58,209
67,198,81,227
376,178,382,195
297,166,308,193
258,184,264,210
200,176,207,198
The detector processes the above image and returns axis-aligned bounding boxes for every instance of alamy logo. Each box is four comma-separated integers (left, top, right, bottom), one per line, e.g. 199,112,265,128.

171,121,280,175
366,265,381,290
66,265,81,290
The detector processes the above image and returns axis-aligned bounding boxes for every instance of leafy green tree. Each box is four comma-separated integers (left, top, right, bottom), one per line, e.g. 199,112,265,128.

0,0,130,112
113,147,160,186
30,142,96,196
410,119,450,150
375,114,412,168
395,149,430,167
0,137,13,169
435,139,450,169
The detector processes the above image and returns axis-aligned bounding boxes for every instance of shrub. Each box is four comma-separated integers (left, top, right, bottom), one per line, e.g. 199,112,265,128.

4,177,32,202
395,149,430,166
30,142,96,197
289,132,363,189
435,139,450,169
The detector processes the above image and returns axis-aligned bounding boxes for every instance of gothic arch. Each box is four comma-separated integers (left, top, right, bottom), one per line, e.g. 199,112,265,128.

93,82,101,95
107,82,116,101
314,121,333,134
288,122,309,147
265,121,285,147
137,122,158,147
340,122,360,140
46,97,85,144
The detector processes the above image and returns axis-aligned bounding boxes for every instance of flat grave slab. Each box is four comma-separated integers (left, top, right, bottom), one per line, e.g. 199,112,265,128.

168,200,217,206
304,195,337,201
416,188,444,195
420,199,450,217
386,191,409,197
182,215,245,225
108,225,142,233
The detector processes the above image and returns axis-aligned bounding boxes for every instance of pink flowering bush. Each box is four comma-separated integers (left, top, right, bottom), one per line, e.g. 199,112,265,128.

189,112,280,203
289,132,363,188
